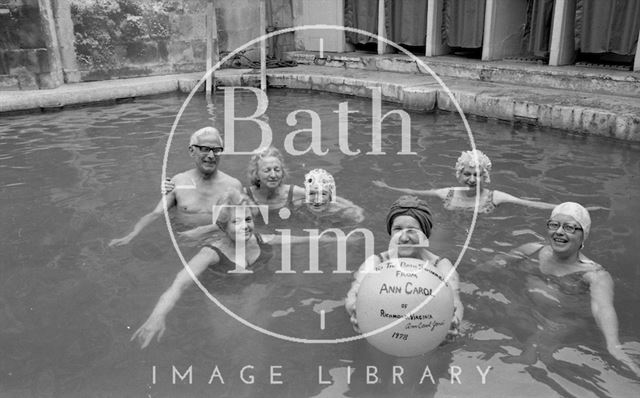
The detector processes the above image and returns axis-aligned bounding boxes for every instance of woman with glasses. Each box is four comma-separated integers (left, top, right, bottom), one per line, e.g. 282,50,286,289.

493,202,639,376
373,149,559,213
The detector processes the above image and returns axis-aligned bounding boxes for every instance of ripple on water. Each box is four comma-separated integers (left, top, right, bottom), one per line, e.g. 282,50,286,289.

130,240,165,261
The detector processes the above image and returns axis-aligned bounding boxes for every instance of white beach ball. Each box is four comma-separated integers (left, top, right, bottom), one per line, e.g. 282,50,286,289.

356,257,454,357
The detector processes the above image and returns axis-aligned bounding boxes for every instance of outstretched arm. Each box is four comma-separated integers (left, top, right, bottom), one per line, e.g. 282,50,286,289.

131,248,216,349
589,269,640,377
334,196,365,223
110,192,177,247
179,223,220,240
492,191,557,210
372,180,445,198
480,242,544,270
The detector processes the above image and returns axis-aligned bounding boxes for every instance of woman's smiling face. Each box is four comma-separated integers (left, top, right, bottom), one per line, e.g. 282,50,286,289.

457,165,485,189
257,156,284,189
389,215,426,258
546,214,584,256
306,186,331,213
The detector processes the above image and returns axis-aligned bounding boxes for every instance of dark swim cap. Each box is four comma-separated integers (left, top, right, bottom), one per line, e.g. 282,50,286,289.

385,195,434,238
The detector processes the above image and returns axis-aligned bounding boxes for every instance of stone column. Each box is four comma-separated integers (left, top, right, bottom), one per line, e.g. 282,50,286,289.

38,0,63,88
482,0,528,61
425,0,449,56
634,29,640,72
51,0,79,83
548,0,576,66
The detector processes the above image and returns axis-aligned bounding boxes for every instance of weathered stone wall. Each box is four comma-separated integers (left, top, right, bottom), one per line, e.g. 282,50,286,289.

70,0,209,81
1,0,298,89
0,0,51,89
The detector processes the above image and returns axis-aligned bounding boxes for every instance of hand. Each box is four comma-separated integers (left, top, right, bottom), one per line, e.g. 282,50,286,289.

344,290,361,333
109,235,133,247
608,344,640,378
372,180,388,188
444,311,462,344
131,315,166,349
161,179,175,195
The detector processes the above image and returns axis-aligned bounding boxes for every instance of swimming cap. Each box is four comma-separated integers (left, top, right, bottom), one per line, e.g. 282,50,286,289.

304,169,336,202
455,150,492,183
551,202,591,240
386,195,433,238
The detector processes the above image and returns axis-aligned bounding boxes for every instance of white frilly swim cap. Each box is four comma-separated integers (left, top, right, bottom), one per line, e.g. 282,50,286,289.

304,169,336,202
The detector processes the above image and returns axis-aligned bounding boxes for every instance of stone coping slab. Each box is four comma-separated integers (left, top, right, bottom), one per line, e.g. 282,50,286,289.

0,70,250,113
265,66,640,141
1,66,638,141
287,51,640,98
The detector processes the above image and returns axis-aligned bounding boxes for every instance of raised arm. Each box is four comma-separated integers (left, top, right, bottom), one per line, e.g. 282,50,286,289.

492,191,557,210
109,191,177,247
131,248,216,348
372,180,447,199
588,269,640,377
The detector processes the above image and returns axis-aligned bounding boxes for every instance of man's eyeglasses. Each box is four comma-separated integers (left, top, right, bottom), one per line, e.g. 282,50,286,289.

192,145,223,155
546,220,583,234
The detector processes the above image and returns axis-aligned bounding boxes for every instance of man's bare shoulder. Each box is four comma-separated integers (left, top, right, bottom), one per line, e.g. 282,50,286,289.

216,171,242,187
172,170,196,184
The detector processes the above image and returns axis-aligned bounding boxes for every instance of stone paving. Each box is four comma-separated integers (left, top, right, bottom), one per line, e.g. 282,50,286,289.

1,60,639,142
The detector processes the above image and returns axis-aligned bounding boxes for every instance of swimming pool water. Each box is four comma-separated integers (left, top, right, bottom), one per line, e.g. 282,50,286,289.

1,89,639,397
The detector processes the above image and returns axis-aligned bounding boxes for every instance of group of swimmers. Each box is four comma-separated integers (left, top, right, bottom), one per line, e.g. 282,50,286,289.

111,126,639,377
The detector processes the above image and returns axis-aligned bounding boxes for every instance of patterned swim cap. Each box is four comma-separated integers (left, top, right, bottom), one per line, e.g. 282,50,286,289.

304,169,336,202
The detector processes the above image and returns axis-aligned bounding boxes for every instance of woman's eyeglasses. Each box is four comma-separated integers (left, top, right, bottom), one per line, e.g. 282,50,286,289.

192,145,223,155
546,220,583,234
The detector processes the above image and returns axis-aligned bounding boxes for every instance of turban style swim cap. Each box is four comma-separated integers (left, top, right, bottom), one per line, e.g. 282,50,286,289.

551,202,591,240
386,195,434,238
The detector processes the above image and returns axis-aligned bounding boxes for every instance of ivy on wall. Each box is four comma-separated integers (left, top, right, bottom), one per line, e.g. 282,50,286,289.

70,0,173,70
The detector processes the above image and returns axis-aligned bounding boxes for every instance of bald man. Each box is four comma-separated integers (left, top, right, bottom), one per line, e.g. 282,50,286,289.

109,127,242,247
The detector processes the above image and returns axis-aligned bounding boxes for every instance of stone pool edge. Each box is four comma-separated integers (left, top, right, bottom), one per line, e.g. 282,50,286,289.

1,68,638,142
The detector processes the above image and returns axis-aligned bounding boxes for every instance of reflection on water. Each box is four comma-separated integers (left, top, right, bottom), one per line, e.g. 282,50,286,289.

0,90,639,397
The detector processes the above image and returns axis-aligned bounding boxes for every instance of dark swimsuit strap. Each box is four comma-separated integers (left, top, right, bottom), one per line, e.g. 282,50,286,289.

286,184,294,206
205,244,231,265
246,185,256,202
443,188,455,206
205,233,265,267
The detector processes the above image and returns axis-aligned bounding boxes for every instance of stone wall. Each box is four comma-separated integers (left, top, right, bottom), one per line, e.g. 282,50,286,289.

70,0,209,81
0,0,55,89
0,0,298,89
